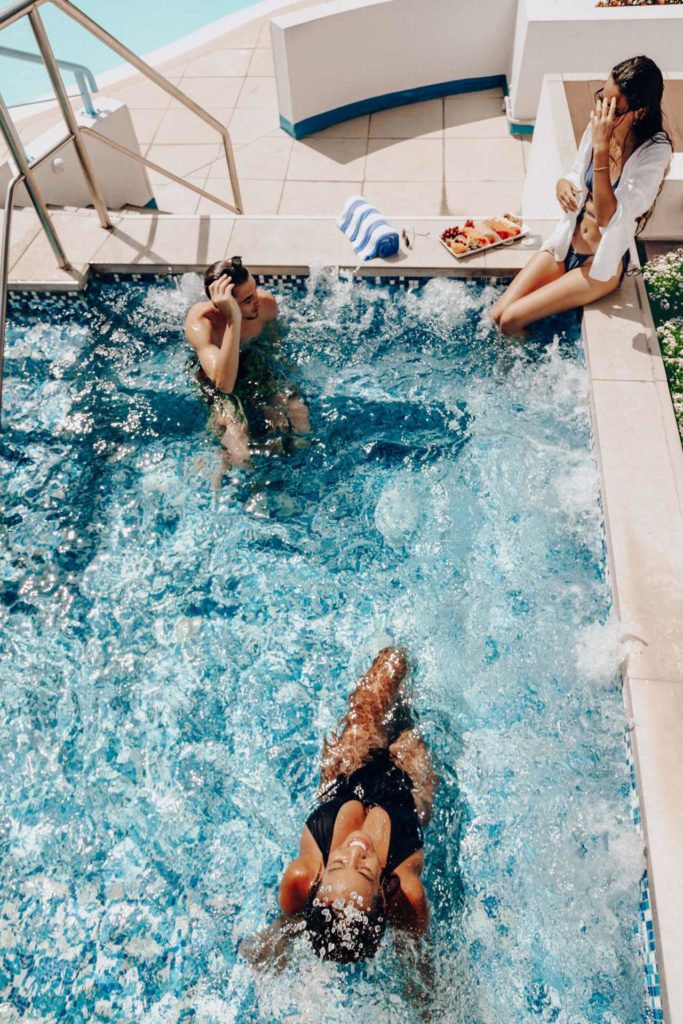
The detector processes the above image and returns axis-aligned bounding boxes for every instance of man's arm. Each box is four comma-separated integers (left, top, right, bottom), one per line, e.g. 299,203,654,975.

184,276,242,393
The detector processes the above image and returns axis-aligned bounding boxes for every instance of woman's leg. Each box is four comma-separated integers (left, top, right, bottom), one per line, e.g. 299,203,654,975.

498,261,622,336
389,729,438,826
490,251,565,325
319,648,408,787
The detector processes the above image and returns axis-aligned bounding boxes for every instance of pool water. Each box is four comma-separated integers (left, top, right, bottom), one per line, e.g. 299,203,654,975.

0,272,649,1023
1,0,264,108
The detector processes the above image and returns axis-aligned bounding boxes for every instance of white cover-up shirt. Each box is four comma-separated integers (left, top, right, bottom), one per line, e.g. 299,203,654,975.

541,124,672,281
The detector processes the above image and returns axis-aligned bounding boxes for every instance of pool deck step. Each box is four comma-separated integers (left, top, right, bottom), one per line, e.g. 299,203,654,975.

3,209,555,290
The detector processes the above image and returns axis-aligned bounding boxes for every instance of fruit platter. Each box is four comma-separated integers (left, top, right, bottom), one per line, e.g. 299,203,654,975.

440,213,526,258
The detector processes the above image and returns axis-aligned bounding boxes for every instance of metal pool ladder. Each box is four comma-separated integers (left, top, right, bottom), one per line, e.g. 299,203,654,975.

0,0,246,424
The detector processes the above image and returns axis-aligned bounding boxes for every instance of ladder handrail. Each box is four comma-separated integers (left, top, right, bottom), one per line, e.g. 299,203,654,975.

0,43,98,116
0,0,245,426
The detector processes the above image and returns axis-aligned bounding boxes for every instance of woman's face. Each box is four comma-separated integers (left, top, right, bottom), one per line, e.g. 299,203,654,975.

317,830,383,910
598,76,634,125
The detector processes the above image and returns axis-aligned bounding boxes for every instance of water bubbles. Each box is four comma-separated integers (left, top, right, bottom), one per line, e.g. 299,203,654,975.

0,276,649,1023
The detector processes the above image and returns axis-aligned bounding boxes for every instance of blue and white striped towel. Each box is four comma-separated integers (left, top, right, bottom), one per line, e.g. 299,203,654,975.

337,195,399,261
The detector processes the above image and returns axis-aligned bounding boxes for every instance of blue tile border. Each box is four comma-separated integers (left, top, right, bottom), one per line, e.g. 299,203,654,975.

279,74,507,139
625,726,663,1022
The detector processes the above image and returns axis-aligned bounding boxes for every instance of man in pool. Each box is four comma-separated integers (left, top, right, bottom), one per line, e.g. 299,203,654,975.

184,256,310,466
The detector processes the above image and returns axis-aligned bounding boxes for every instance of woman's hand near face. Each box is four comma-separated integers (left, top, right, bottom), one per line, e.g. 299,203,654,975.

556,178,581,213
590,94,616,158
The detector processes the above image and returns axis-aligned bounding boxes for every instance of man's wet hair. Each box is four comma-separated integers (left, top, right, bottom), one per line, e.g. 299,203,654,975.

302,884,387,963
204,256,249,298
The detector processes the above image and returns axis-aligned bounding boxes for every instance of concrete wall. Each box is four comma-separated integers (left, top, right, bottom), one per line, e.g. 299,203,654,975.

273,0,683,137
271,0,517,135
510,0,683,122
1,99,153,210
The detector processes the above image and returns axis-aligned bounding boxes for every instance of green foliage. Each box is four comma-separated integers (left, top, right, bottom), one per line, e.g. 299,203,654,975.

643,248,683,436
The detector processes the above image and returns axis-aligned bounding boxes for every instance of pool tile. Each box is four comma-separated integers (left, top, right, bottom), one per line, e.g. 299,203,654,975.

369,99,443,140
227,217,352,266
444,93,508,138
183,48,252,78
287,138,367,182
144,143,223,178
628,677,683,1023
248,48,275,76
365,139,444,182
151,179,206,214
237,76,280,113
308,115,370,140
444,138,525,181
591,378,683,684
233,136,293,180
278,181,363,215
445,180,524,216
583,275,667,383
171,77,244,114
110,76,175,110
92,214,235,268
128,108,166,146
153,106,232,145
227,106,282,145
362,181,448,216
199,178,281,215
1,207,42,273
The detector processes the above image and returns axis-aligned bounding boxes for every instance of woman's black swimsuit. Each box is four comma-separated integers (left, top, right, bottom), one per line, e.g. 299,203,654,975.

306,747,423,880
564,156,630,279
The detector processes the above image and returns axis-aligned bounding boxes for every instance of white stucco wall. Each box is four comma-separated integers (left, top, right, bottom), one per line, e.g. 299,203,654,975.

510,0,683,122
271,0,517,129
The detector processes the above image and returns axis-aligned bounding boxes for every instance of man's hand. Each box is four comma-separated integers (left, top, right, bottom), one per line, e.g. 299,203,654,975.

590,94,616,158
556,178,582,213
209,274,242,324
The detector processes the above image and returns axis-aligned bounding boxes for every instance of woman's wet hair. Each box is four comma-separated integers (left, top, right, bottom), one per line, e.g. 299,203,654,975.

204,256,249,298
302,883,387,964
611,56,670,151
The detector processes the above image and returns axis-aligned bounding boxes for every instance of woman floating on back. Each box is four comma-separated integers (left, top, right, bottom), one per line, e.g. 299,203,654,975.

279,647,438,963
491,55,672,335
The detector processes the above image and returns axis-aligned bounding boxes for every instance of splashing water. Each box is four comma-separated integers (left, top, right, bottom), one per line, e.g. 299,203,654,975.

0,272,649,1023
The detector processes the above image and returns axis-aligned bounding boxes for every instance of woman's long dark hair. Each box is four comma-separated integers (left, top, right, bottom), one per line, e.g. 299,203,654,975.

611,55,671,151
611,56,672,234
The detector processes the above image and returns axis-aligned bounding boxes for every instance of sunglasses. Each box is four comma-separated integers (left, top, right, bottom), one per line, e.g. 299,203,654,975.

594,89,629,119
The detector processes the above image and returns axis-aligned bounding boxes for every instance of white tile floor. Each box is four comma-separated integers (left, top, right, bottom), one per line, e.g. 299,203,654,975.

2,0,528,219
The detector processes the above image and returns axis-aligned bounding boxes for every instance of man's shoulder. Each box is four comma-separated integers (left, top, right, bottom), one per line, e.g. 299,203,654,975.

184,300,219,346
257,289,278,322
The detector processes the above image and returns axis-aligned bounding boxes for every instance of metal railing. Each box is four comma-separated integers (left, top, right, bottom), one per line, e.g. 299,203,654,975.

0,43,98,115
0,0,245,424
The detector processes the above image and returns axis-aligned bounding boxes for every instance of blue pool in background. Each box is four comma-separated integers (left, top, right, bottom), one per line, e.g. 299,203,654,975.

0,272,652,1022
1,0,265,108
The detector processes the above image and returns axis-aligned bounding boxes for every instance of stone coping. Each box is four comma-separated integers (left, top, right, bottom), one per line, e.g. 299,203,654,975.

583,274,683,1024
2,210,682,1023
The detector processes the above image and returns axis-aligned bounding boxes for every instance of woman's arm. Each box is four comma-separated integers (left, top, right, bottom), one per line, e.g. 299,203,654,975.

279,826,321,916
387,853,429,935
590,95,618,228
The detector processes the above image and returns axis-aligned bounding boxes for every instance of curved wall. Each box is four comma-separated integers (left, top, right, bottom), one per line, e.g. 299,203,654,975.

271,0,517,138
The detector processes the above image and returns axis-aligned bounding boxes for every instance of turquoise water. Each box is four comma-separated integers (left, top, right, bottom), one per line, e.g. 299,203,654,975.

0,272,650,1023
1,0,263,107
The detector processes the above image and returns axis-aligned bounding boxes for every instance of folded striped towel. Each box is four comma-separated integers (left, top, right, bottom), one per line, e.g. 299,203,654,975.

337,195,399,261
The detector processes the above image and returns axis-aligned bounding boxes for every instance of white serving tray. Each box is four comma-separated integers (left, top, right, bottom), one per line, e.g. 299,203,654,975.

439,220,529,259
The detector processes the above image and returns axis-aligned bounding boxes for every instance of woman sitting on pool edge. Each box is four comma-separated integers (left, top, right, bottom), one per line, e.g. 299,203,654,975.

490,55,672,336
279,647,438,963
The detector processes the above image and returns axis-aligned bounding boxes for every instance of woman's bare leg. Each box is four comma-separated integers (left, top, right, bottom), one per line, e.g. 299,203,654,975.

319,648,408,788
490,251,565,325
389,729,438,826
498,261,622,336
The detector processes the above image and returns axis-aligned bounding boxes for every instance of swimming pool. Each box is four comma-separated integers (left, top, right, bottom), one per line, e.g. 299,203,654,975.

1,0,266,108
0,272,652,1022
